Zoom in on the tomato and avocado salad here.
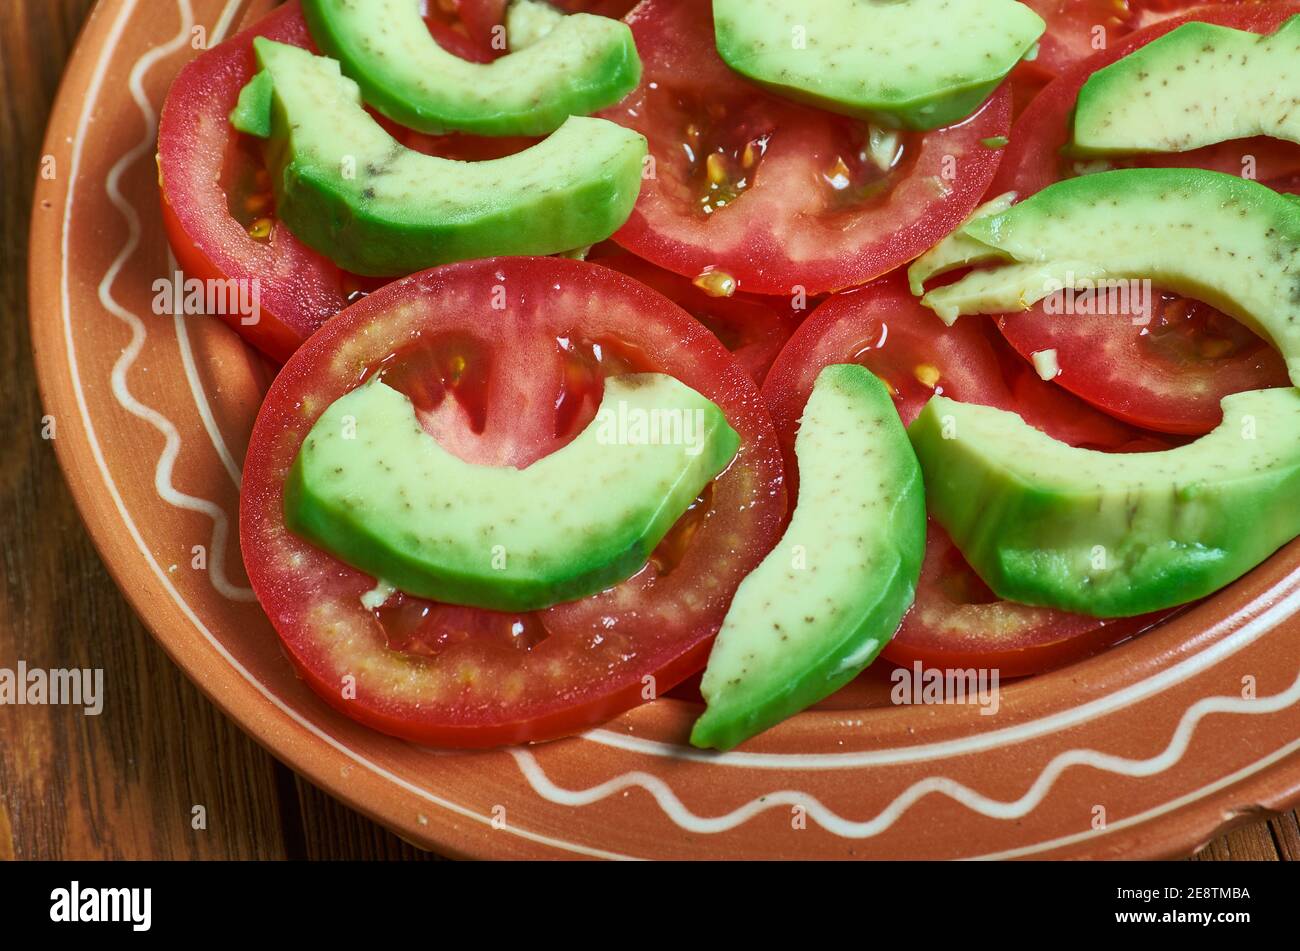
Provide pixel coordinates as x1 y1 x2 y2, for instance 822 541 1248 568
151 1 1300 752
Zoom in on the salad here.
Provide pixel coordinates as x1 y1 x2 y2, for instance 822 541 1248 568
156 0 1300 752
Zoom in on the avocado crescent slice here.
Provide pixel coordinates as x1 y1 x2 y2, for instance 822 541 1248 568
911 168 1300 385
302 0 641 136
910 387 1300 618
286 373 740 613
1073 17 1300 156
712 0 1045 130
231 38 647 276
691 365 926 752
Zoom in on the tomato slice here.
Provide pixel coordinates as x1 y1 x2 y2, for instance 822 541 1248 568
157 1 507 362
762 275 1175 677
1020 0 1135 77
762 275 1010 475
586 247 804 383
884 521 1172 678
985 3 1300 435
241 257 786 747
600 0 1012 296
158 2 349 363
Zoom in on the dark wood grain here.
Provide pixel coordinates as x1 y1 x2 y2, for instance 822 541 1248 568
0 0 1294 862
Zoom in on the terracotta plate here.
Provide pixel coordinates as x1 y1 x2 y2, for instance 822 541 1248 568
29 0 1300 859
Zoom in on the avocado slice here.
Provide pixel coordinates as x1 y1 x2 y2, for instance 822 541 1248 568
286 373 740 613
910 388 1300 617
1073 17 1300 155
691 365 926 752
230 38 647 276
912 168 1300 385
711 0 1045 130
301 0 641 136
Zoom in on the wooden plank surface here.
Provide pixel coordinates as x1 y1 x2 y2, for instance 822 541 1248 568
0 0 1294 862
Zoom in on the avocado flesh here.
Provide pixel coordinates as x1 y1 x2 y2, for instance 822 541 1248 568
711 0 1044 130
1074 17 1300 155
909 388 1300 618
231 39 647 276
914 168 1300 384
691 365 926 752
301 0 641 136
286 373 740 613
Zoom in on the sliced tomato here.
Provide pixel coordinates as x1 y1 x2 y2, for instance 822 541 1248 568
241 257 786 747
600 0 1012 296
762 275 1011 484
158 1 506 362
586 247 804 383
762 276 1175 677
883 521 1171 678
985 3 1300 434
158 2 348 363
1020 0 1135 78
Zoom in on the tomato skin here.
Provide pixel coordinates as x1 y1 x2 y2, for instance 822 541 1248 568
241 257 786 748
602 0 1012 296
156 1 349 363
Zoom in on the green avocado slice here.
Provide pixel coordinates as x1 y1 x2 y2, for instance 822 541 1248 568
301 0 641 137
230 38 647 276
1073 16 1300 156
285 373 740 613
911 168 1300 385
712 0 1044 130
909 388 1300 618
691 365 926 752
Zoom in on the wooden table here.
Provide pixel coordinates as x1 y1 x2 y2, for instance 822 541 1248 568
2 0 1297 862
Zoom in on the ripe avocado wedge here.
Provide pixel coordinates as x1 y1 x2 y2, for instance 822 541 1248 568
1073 17 1300 155
691 365 926 752
909 388 1300 618
711 0 1045 130
301 0 641 136
286 373 740 613
230 39 647 276
911 168 1300 385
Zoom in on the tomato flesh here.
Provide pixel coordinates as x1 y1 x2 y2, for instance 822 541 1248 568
586 247 804 383
987 3 1300 434
601 0 1012 296
241 258 786 747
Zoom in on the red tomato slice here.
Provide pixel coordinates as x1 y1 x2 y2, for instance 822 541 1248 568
587 247 804 383
884 521 1171 678
241 257 786 747
986 3 1300 435
1020 0 1135 78
158 1 504 363
601 0 1012 296
762 274 1011 482
158 2 349 363
762 276 1174 677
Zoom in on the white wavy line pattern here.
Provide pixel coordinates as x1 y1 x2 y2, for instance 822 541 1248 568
97 0 254 601
512 668 1300 842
